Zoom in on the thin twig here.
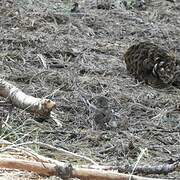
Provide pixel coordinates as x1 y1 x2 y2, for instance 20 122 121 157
0 141 97 165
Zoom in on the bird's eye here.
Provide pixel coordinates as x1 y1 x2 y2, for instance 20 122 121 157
160 68 165 72
159 61 164 66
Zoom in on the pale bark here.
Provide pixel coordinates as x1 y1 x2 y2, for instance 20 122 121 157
0 79 56 117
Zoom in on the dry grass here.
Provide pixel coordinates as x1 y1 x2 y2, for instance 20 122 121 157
0 0 180 179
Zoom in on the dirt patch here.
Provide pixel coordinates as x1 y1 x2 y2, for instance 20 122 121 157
0 0 180 179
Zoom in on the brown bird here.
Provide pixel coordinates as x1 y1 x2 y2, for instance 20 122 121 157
93 96 111 129
124 41 176 86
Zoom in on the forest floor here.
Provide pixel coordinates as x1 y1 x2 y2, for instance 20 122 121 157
0 0 180 179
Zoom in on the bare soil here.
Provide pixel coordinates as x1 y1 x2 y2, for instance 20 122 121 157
0 0 180 179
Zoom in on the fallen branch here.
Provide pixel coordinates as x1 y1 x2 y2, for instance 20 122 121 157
0 157 166 180
72 168 166 180
0 140 169 180
82 162 180 175
0 79 56 118
0 158 68 177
